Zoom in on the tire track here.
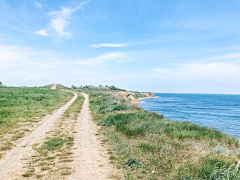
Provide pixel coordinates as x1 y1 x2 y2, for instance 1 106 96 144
69 93 123 180
0 93 78 179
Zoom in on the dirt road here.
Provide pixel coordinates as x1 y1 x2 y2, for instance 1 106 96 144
0 93 78 179
0 92 122 179
69 93 123 180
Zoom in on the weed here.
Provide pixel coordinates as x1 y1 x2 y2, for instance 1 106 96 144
138 142 155 151
126 157 139 168
44 138 66 151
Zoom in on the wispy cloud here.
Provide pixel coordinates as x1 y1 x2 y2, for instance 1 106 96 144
35 29 48 36
0 45 128 86
35 0 89 37
153 62 240 81
34 1 42 9
76 52 124 66
91 43 125 48
0 45 62 71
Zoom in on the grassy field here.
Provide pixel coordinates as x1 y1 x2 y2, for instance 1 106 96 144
87 90 240 180
0 87 73 153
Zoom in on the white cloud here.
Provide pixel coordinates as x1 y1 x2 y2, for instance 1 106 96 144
35 0 89 37
91 43 125 48
0 45 129 87
90 52 123 60
0 45 64 79
152 68 173 74
34 29 48 36
76 52 124 66
153 62 240 81
212 53 240 60
0 45 27 63
34 1 42 9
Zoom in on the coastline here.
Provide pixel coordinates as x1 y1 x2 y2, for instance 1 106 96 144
88 90 240 179
138 96 159 103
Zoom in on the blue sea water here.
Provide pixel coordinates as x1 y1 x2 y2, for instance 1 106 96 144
138 93 240 139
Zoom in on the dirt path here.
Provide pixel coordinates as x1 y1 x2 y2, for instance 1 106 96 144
69 93 123 180
0 93 78 179
51 84 57 89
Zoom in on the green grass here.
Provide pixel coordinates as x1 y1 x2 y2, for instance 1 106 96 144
0 87 72 129
0 87 73 151
87 90 240 180
44 137 67 151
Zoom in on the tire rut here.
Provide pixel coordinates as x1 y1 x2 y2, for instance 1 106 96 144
69 93 123 180
0 93 78 179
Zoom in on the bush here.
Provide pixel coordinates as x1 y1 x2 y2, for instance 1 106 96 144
112 105 133 111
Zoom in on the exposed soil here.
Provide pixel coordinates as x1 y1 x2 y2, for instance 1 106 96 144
0 94 78 179
51 84 57 89
69 93 123 180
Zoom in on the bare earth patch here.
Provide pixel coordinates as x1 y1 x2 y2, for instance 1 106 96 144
69 93 123 180
51 84 57 89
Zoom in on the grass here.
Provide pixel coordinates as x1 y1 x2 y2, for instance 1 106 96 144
22 94 84 179
44 137 68 151
0 87 73 152
87 90 240 180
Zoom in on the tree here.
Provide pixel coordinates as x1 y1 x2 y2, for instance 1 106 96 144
71 85 76 89
0 81 2 86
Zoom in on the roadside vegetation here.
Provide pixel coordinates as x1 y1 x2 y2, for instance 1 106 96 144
22 93 84 179
0 87 73 155
87 90 240 180
73 84 127 91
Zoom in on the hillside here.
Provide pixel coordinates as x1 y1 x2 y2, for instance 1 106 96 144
0 85 239 179
86 89 240 179
42 84 70 90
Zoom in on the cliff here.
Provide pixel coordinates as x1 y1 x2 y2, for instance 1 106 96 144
105 90 156 103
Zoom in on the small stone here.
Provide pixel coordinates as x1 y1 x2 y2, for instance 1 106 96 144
152 170 156 174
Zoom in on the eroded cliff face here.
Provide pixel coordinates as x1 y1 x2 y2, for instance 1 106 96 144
105 91 155 103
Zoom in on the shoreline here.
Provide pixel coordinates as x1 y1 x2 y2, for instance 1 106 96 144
138 96 159 103
88 90 240 179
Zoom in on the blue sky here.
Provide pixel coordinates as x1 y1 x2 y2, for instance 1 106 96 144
1 0 240 93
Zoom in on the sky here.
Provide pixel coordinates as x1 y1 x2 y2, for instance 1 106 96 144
1 0 240 94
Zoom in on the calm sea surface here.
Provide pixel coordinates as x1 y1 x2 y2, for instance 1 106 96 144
138 93 240 139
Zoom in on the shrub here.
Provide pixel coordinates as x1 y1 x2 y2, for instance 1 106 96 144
112 105 133 111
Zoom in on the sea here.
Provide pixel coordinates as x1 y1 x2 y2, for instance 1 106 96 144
138 93 240 139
